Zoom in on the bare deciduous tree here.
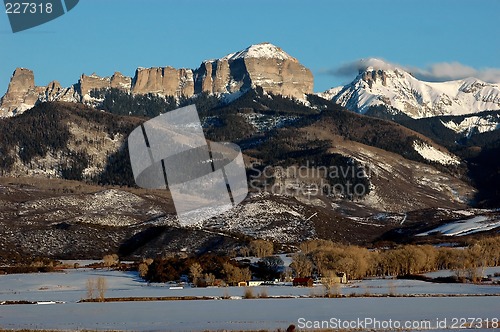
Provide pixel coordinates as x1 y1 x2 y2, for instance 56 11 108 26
138 262 149 278
222 262 237 285
204 273 216 286
250 240 273 258
290 253 313 277
320 270 341 297
223 263 252 285
86 278 95 300
241 267 252 282
239 246 250 257
189 262 203 286
300 239 335 254
96 276 107 302
103 254 119 269
283 267 293 282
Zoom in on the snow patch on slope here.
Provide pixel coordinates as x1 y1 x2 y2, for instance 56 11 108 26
417 216 500 236
413 141 460 165
441 114 500 136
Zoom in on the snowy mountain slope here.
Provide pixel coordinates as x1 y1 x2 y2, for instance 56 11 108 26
324 138 471 212
323 59 500 119
417 215 500 237
440 113 500 137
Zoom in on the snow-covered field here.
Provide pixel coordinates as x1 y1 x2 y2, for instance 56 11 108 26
0 269 499 331
1 296 499 331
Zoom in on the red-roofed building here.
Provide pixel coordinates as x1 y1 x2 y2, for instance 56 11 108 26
292 277 313 287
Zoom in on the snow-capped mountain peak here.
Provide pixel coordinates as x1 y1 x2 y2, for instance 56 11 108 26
356 58 403 73
223 42 296 62
323 59 500 119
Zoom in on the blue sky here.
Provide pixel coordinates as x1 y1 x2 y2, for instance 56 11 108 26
1 0 499 94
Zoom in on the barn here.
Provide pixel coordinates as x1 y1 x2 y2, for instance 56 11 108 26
292 277 314 287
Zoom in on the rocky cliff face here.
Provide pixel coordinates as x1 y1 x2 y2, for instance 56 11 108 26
194 59 235 95
0 43 314 117
79 72 131 98
194 43 313 98
0 68 38 116
131 67 194 97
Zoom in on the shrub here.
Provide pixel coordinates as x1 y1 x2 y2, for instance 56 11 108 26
243 287 255 299
258 287 268 298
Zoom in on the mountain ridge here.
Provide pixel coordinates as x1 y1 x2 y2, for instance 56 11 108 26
1 99 495 261
0 93 498 260
0 43 313 117
3 50 500 123
321 59 500 119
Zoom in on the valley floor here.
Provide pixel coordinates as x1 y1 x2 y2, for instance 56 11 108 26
0 267 499 331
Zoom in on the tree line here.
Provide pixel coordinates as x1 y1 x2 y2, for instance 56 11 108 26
138 237 500 285
90 88 222 118
294 237 500 282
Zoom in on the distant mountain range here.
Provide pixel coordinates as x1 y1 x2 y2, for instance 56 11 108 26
320 58 500 119
2 44 500 123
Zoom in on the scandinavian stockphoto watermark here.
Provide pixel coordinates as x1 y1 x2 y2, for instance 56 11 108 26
248 161 371 199
128 104 248 227
297 317 500 330
298 317 433 330
4 0 79 33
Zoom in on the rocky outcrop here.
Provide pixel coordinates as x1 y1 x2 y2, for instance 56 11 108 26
0 43 314 116
131 67 194 97
194 43 314 99
37 80 79 104
0 68 38 116
361 69 389 88
194 59 235 94
127 43 315 100
79 71 131 97
110 72 132 91
79 73 111 97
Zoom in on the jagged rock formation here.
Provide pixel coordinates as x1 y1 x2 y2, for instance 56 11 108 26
0 43 313 117
38 80 79 104
0 68 38 116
